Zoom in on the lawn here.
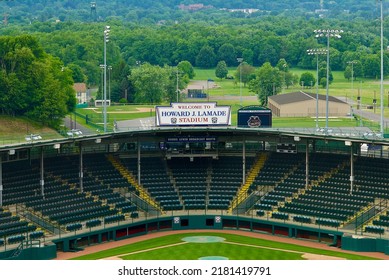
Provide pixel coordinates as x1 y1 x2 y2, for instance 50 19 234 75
70 66 388 131
0 115 63 145
70 232 377 260
2 66 385 143
194 67 388 109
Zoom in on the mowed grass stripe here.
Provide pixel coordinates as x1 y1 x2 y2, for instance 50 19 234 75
70 232 378 260
112 242 188 258
120 242 303 260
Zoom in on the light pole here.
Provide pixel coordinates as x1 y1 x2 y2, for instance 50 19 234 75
103 26 110 133
307 49 327 129
282 63 287 94
176 68 179 102
314 29 343 132
237 57 243 107
99 64 104 116
108 65 112 102
379 0 384 135
347 61 357 105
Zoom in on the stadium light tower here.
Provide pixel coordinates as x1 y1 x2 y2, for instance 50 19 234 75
103 26 110 133
347 60 357 108
314 29 343 132
379 0 384 135
108 65 112 102
237 57 243 107
307 49 327 129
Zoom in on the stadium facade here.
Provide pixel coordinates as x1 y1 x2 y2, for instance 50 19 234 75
0 125 389 259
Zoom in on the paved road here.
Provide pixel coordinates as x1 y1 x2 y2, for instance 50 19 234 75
353 108 389 126
337 96 389 131
63 115 95 135
117 117 155 131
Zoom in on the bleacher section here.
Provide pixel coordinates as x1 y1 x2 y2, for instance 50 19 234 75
353 157 389 199
0 207 38 245
208 156 253 210
0 154 142 240
107 155 163 212
2 150 389 247
121 157 183 211
248 153 389 230
168 158 209 210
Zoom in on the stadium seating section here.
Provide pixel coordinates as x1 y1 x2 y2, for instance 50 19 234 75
1 150 389 247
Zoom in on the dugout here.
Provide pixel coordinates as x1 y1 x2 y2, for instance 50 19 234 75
237 106 272 128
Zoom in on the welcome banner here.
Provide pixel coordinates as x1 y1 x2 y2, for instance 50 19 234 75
156 103 231 126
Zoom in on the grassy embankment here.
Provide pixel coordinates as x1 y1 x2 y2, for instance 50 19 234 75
0 116 62 145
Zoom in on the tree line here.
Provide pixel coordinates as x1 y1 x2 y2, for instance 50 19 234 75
0 0 382 25
0 35 76 128
22 16 387 103
1 7 389 122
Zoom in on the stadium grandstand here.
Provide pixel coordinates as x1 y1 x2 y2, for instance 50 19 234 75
1 123 389 259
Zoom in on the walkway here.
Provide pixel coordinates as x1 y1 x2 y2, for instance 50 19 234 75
63 115 94 135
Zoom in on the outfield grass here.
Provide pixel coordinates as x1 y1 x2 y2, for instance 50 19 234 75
70 232 377 260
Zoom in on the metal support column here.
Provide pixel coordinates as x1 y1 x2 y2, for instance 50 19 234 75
137 140 141 186
40 147 45 199
306 142 309 188
242 139 246 184
350 145 354 194
79 143 84 193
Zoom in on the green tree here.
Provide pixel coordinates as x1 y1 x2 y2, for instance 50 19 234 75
361 54 380 79
352 61 364 79
319 77 328 89
276 59 289 72
165 66 187 103
27 57 77 127
344 66 352 81
217 43 236 66
215 61 228 80
68 63 86 83
318 61 333 84
241 49 254 65
249 62 283 106
285 72 299 89
300 72 316 88
195 45 216 68
234 62 255 86
177 60 195 79
111 60 134 103
0 35 75 127
129 63 168 104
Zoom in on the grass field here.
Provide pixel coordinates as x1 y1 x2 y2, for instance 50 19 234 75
73 103 360 128
193 67 389 109
1 66 387 142
0 116 62 145
70 232 377 260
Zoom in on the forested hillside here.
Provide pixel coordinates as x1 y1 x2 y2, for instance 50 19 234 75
1 0 388 125
0 0 385 24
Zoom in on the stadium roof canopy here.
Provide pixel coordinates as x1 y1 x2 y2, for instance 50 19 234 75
0 126 387 154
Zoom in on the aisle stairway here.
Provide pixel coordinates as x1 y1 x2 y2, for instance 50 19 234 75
106 155 163 213
228 153 268 213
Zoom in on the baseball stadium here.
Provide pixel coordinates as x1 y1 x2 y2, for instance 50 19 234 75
1 101 389 261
